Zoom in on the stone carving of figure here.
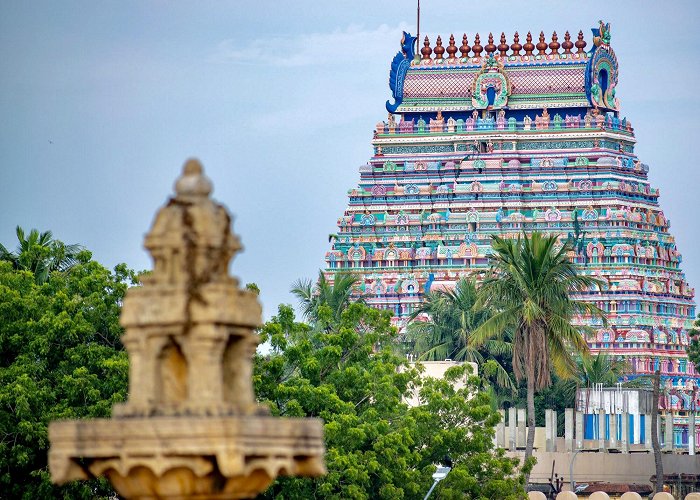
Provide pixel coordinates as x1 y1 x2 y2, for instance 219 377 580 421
465 116 475 131
595 111 605 128
387 113 397 134
399 118 414 133
430 110 444 132
584 111 593 128
496 109 506 130
553 113 562 129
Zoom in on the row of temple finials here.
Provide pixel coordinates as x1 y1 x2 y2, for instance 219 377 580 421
419 31 588 59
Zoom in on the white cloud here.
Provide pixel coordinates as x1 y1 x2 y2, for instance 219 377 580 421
210 23 411 67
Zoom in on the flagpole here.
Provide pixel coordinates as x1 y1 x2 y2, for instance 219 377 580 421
417 0 420 53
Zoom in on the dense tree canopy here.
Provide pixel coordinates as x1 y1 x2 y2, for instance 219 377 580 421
405 278 515 396
255 302 526 499
1 238 528 498
0 226 83 285
472 232 605 469
0 250 135 498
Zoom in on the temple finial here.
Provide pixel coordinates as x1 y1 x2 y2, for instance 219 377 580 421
421 36 432 60
524 31 534 55
446 34 457 60
575 30 587 54
175 158 212 201
511 31 522 56
472 33 483 57
537 31 547 55
562 31 573 54
549 31 560 55
434 35 445 60
498 32 509 57
485 32 496 54
460 34 471 58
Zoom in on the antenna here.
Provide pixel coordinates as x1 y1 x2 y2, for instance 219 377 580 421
417 0 421 52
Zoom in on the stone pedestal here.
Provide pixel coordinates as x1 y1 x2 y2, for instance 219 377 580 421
49 160 325 498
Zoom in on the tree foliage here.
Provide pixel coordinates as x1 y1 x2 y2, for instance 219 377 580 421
290 271 361 323
472 232 605 471
0 226 83 284
255 302 526 499
405 278 515 395
0 248 136 498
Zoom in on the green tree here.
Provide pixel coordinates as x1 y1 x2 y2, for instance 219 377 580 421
0 226 83 284
0 248 136 498
405 278 515 394
472 232 605 474
255 302 526 499
290 271 361 323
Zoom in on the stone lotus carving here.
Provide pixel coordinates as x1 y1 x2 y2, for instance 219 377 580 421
49 159 325 499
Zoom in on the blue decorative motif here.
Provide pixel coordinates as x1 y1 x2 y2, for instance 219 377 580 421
361 214 376 226
386 32 417 113
585 21 619 110
581 208 598 220
404 184 420 195
517 140 595 151
543 180 558 191
383 145 455 154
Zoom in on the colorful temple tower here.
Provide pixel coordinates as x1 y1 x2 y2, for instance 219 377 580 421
324 23 698 440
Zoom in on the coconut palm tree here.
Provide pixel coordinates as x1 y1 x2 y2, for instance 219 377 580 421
0 226 82 284
472 232 606 474
406 278 516 393
578 352 627 387
291 271 361 324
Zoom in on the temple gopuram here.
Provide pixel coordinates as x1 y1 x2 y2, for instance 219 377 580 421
324 23 699 445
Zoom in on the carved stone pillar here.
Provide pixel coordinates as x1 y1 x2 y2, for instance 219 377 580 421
49 159 325 498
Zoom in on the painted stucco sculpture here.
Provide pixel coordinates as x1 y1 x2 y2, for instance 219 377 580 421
49 159 325 498
326 23 698 446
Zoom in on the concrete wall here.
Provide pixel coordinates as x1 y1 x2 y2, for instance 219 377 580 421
510 449 700 485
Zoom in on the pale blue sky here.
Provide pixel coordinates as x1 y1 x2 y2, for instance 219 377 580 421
2 1 699 317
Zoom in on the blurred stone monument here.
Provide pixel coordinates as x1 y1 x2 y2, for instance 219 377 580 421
49 159 325 498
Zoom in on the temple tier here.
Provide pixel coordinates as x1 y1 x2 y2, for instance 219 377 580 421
325 23 698 446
